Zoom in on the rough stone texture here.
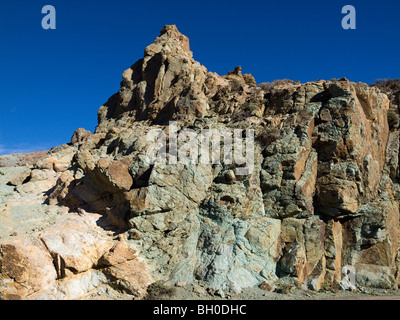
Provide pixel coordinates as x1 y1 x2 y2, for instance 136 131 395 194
1 25 400 299
0 237 57 300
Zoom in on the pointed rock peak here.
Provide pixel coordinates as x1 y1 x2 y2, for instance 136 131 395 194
159 25 190 50
145 24 192 57
160 24 179 36
96 25 207 127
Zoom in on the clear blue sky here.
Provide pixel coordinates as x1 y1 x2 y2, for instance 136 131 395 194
0 0 399 155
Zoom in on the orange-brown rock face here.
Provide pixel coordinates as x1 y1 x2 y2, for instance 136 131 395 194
1 25 400 299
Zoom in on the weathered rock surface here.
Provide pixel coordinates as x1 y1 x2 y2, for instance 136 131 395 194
1 25 400 299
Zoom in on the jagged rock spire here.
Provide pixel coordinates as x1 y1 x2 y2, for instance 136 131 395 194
1 25 398 300
96 25 208 131
157 24 192 54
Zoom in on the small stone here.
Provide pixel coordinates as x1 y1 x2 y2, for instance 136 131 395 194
215 289 225 298
128 230 141 240
175 281 186 287
207 287 216 296
277 284 295 294
259 281 275 292
193 286 206 295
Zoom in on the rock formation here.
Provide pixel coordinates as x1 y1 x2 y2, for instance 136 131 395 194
1 25 399 299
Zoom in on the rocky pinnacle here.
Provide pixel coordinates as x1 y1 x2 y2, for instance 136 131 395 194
0 25 399 300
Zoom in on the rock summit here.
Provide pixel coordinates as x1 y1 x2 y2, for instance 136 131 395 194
1 25 399 299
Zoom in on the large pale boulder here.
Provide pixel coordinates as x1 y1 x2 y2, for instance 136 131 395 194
0 237 57 299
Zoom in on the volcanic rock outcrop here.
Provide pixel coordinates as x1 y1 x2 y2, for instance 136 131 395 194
1 25 399 299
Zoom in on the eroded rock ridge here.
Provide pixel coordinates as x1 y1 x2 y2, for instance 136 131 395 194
1 25 399 299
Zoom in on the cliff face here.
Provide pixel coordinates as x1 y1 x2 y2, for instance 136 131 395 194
1 25 400 300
